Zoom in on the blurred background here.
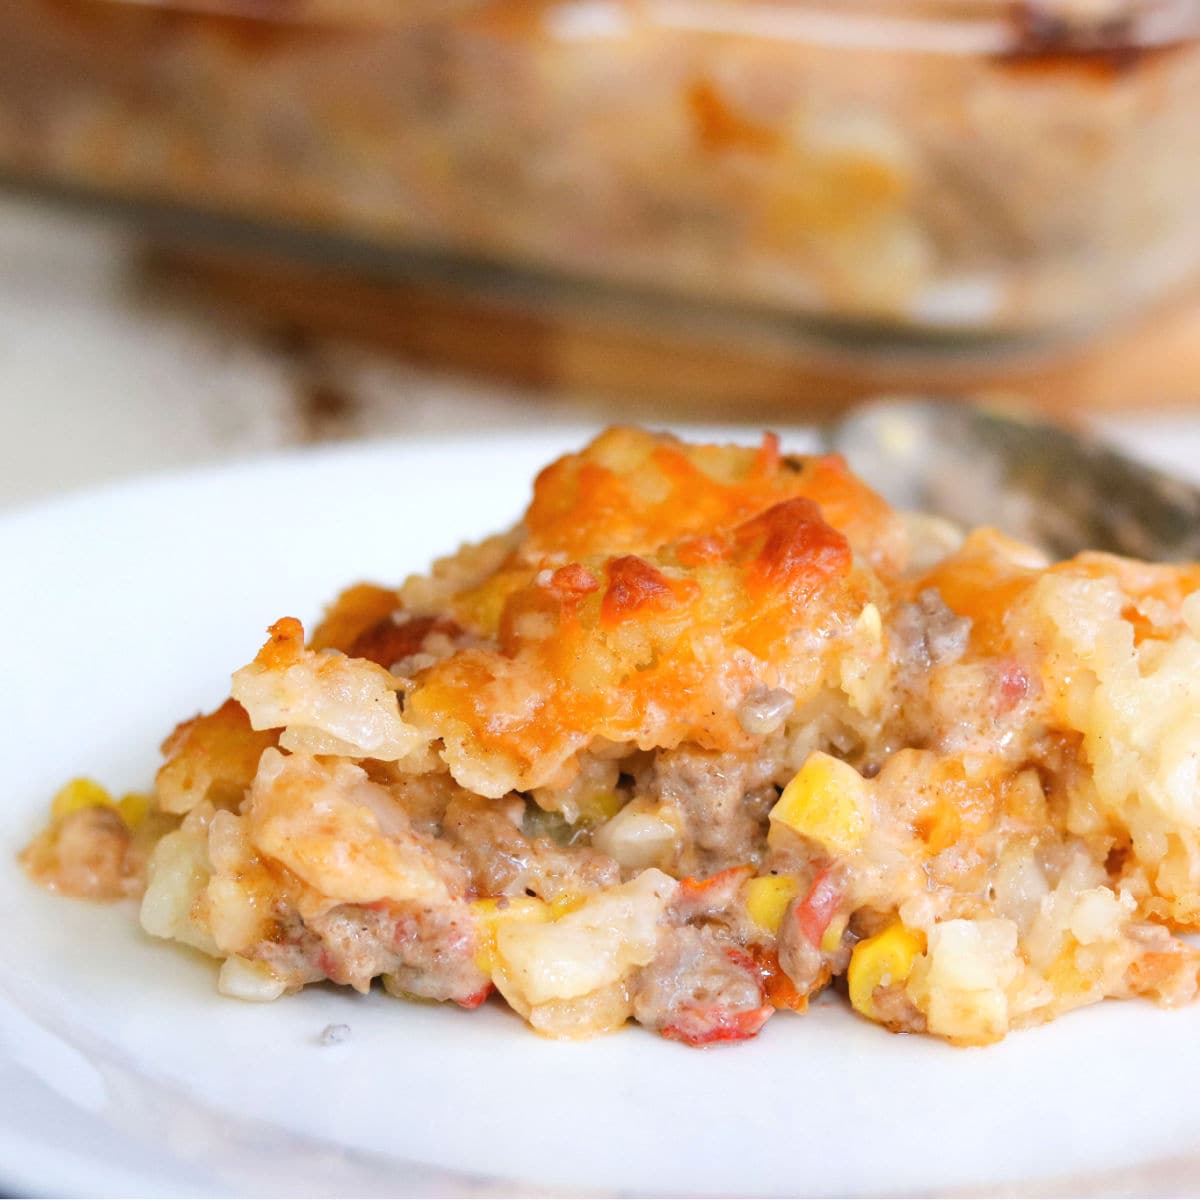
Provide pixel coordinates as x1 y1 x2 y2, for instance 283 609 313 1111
3 0 1200 508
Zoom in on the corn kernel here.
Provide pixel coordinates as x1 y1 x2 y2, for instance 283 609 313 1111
471 897 550 974
848 922 925 1021
770 753 869 857
547 894 586 920
1046 936 1091 997
50 777 113 821
117 792 153 828
578 791 625 826
746 875 800 934
821 913 849 956
857 602 882 641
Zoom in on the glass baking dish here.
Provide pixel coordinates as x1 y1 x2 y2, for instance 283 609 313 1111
2 0 1199 340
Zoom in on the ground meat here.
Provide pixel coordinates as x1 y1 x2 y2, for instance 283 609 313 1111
886 588 1042 759
441 793 620 900
865 982 927 1034
890 588 971 675
304 900 489 1005
20 807 143 900
633 925 772 1045
380 904 490 1006
650 746 775 876
304 905 408 992
251 903 330 990
359 768 460 839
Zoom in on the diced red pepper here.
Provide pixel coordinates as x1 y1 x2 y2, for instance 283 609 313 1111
678 864 753 901
657 941 776 1045
456 983 494 1010
660 1003 774 1047
795 865 842 947
723 944 759 974
997 659 1030 712
749 944 809 1012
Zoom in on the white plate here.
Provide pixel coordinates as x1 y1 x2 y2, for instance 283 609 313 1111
4 427 1200 1198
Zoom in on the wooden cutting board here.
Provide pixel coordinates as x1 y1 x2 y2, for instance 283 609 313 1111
142 239 1200 419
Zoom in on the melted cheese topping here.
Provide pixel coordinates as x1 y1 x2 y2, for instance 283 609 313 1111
402 427 898 796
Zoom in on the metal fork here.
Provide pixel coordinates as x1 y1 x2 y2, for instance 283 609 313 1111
820 397 1200 562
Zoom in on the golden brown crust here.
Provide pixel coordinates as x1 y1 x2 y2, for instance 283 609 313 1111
400 428 894 795
309 583 401 654
156 698 279 815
